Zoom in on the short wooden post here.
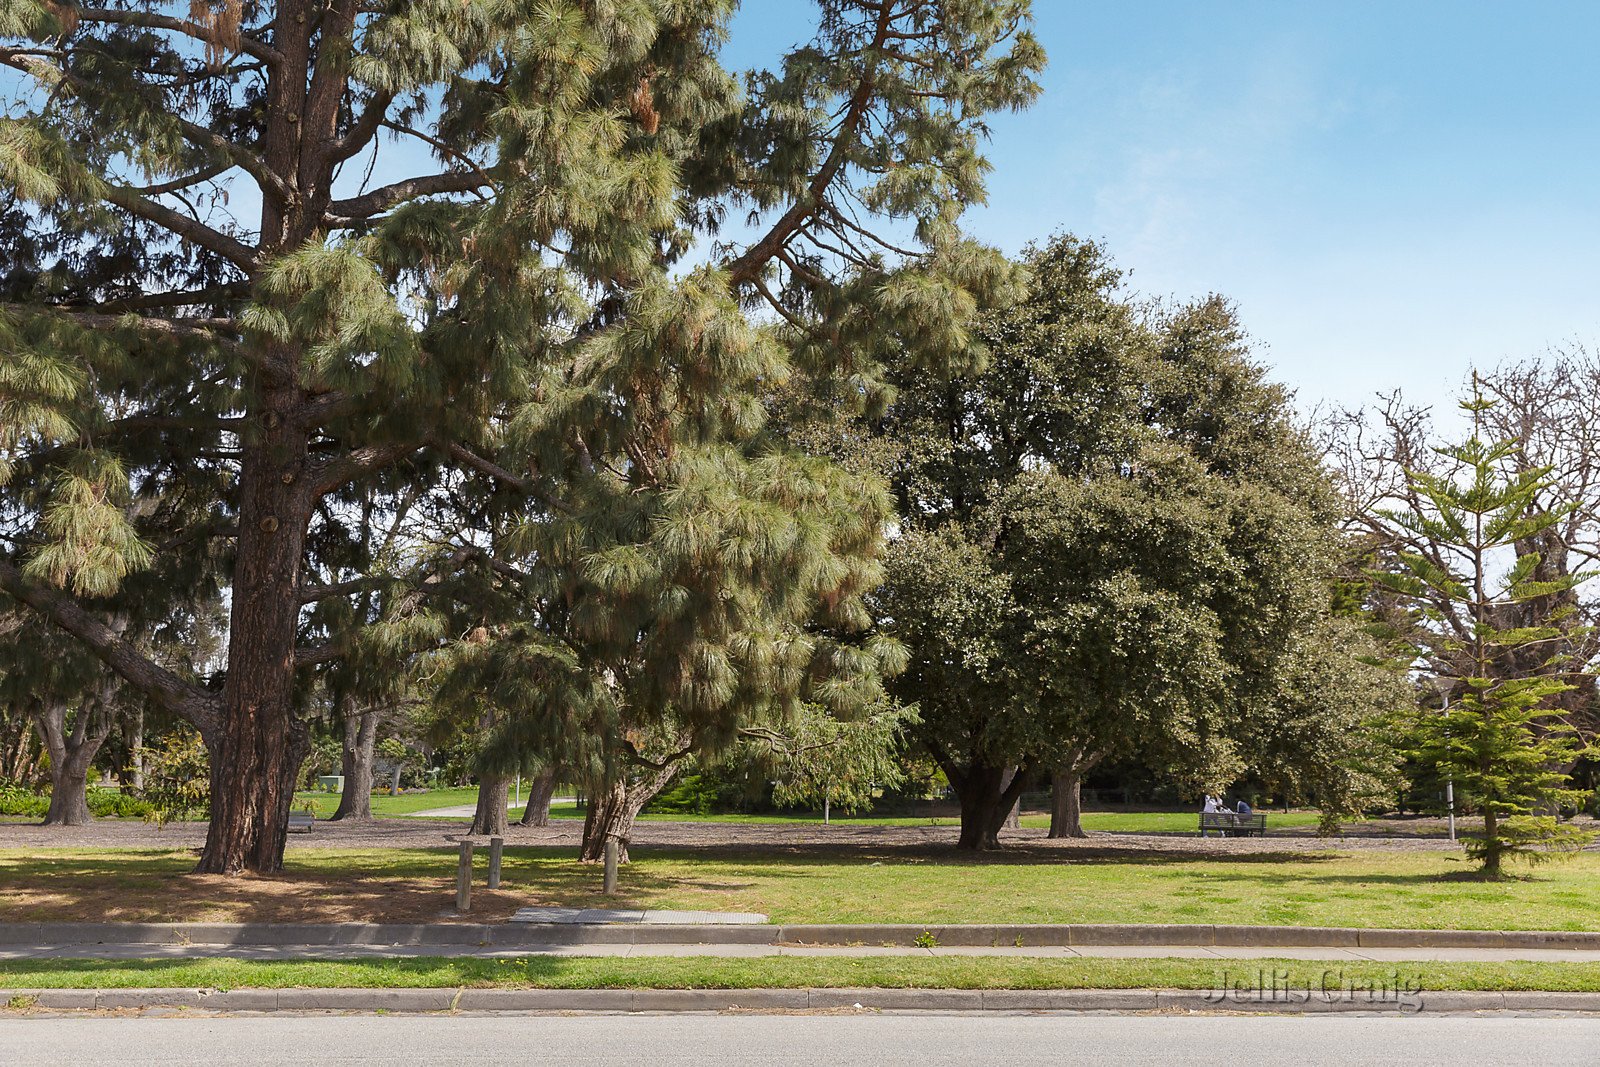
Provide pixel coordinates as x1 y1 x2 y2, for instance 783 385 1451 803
488 836 504 890
456 840 474 913
602 837 619 895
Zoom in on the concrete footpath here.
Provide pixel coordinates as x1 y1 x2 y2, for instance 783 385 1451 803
7 940 1600 963
4 921 1600 954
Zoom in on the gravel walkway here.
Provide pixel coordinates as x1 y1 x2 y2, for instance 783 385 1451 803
0 816 1498 855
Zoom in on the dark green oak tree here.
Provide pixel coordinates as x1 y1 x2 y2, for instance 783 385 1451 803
875 235 1378 848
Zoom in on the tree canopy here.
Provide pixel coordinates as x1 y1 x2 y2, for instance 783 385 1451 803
0 0 1043 871
874 234 1393 847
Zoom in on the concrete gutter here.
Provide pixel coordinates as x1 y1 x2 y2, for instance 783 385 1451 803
4 922 1598 951
4 986 1599 1015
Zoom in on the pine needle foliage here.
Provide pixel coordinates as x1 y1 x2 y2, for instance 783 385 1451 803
1374 381 1597 875
0 0 1044 872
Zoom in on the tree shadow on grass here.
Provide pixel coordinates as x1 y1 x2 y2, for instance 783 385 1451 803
0 839 1360 926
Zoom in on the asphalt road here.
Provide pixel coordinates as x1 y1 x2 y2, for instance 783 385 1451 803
3 1013 1598 1065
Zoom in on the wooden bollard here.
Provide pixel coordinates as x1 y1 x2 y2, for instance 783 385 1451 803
602 837 619 895
488 836 503 890
456 840 474 913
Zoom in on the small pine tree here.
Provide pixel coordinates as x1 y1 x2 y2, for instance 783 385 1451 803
1375 381 1596 876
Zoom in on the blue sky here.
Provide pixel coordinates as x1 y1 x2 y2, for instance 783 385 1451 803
730 2 1600 416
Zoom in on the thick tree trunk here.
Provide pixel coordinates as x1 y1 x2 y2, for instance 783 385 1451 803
1048 750 1101 839
43 745 98 825
469 775 510 837
331 702 380 821
34 689 115 827
579 763 682 864
1049 770 1087 838
519 770 559 826
196 390 313 875
949 761 1030 850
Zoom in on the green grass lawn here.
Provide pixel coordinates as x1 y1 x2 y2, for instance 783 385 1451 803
1 955 1597 994
291 787 481 818
6 846 1599 931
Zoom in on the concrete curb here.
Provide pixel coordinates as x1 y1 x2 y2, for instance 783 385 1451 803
6 921 1599 951
4 987 1599 1015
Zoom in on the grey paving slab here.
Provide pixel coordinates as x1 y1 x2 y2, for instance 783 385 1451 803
509 907 587 924
576 908 646 924
638 909 767 925
511 906 767 925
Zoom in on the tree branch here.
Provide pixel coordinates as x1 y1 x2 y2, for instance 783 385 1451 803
74 7 284 66
323 171 490 226
103 186 260 270
305 443 417 497
722 5 894 286
0 560 218 737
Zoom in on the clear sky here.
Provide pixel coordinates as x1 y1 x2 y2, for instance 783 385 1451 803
729 2 1600 417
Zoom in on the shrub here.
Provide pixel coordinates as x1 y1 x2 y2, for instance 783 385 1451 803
88 790 154 819
0 784 48 818
141 731 210 826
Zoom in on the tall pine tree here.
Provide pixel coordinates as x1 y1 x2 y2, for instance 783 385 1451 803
1 1 1042 871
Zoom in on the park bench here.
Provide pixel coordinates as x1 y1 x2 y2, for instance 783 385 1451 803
1198 812 1267 838
287 811 315 833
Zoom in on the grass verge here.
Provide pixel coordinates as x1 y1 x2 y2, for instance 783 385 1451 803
6 846 1600 931
1 956 1598 993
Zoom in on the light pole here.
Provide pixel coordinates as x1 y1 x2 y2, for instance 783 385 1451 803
1430 674 1457 843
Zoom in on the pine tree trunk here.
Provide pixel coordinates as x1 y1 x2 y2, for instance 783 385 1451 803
519 770 558 826
1482 796 1501 877
578 763 683 864
331 703 379 821
196 390 313 875
469 775 510 837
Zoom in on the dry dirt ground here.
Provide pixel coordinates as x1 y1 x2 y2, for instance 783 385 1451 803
0 816 1492 854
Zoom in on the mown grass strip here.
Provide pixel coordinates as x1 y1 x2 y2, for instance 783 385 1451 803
3 956 1599 993
6 846 1600 931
